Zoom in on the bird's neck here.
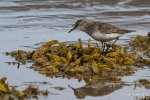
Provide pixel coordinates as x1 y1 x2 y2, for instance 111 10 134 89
79 23 91 35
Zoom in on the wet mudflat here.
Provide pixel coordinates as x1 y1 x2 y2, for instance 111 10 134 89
0 0 150 100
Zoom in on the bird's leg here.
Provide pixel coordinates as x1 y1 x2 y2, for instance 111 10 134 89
101 42 104 51
101 41 106 52
112 37 119 45
111 37 119 50
101 41 103 48
101 42 103 50
103 42 106 49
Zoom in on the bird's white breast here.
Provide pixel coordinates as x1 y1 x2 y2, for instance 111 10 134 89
91 32 123 42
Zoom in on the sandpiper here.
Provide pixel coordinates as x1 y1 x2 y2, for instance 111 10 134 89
68 19 135 50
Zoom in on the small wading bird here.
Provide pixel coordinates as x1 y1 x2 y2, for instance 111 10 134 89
68 19 135 51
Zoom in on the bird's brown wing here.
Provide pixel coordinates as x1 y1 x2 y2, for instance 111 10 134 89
97 22 135 34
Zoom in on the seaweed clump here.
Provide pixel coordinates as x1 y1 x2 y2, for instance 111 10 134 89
6 38 140 80
129 32 150 67
0 77 48 100
134 78 150 90
7 33 150 85
130 32 150 58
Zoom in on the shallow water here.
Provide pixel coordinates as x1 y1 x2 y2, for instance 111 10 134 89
0 0 150 100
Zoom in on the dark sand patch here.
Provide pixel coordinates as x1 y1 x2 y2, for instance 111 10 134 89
102 11 150 16
125 0 150 7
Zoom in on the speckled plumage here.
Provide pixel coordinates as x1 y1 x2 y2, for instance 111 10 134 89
75 20 134 34
68 19 135 49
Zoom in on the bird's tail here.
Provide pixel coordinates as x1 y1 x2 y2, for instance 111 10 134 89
128 30 136 32
126 30 136 33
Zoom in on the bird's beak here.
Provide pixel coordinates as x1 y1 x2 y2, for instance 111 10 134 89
68 27 76 33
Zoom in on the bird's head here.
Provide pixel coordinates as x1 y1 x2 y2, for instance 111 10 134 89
68 19 86 33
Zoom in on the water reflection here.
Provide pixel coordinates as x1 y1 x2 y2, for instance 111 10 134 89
69 81 123 99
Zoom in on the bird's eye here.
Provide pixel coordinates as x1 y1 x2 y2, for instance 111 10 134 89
75 23 78 27
76 22 80 26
